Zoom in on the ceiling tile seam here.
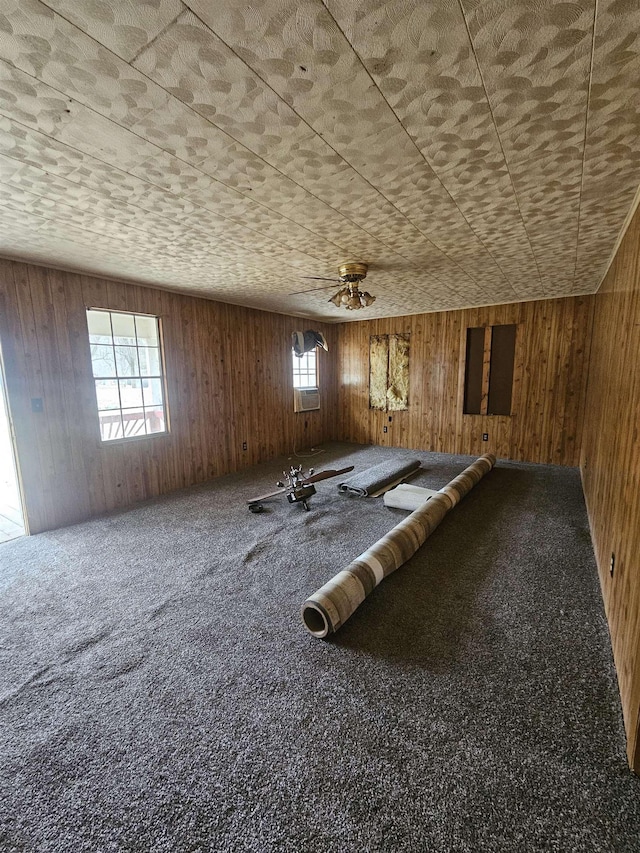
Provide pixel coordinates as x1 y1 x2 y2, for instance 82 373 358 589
0 193 301 279
318 0 520 298
456 0 544 298
0 167 233 246
0 147 342 284
35 0 186 67
1 4 600 314
10 2 505 301
0 62 371 266
177 4 498 294
127 5 186 65
0 139 360 275
0 22 422 270
0 199 391 298
0 186 298 281
0 119 471 304
571 0 599 293
0 244 493 322
0 75 391 270
0 199 199 263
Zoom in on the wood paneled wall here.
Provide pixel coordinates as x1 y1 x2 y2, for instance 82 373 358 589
0 259 338 534
581 206 640 771
337 297 593 466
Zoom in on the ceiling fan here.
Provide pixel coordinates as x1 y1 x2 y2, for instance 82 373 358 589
295 262 376 310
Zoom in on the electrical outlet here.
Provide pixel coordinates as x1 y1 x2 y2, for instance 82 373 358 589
482 432 488 441
242 441 247 451
609 552 615 578
383 426 388 433
31 397 43 413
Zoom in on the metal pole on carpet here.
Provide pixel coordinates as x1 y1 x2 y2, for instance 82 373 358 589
301 453 496 638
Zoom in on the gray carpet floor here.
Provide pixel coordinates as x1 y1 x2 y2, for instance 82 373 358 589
0 442 639 852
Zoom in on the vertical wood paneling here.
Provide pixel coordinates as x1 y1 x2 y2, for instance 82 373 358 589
581 204 640 771
337 297 593 466
0 260 338 534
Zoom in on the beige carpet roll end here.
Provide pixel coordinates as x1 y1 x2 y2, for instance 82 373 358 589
301 454 496 638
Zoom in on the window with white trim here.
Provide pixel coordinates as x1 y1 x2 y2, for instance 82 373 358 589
292 349 317 389
86 309 168 442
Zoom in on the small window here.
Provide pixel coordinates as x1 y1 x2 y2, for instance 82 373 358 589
292 348 317 389
86 309 168 442
464 324 516 416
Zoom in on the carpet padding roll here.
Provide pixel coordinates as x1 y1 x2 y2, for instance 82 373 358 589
337 458 421 496
303 454 496 637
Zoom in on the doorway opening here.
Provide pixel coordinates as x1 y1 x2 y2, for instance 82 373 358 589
0 361 25 543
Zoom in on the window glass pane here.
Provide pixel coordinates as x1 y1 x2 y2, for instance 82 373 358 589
114 345 139 377
135 315 159 346
145 407 165 433
111 312 136 344
292 349 317 389
119 378 143 408
90 344 116 378
142 378 164 406
98 410 123 441
87 310 112 343
95 379 120 410
138 347 160 376
120 407 147 437
88 309 167 441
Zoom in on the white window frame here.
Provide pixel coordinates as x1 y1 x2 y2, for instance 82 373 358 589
292 348 318 390
86 308 168 443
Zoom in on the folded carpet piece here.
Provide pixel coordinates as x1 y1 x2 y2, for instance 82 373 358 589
338 459 421 497
383 483 440 511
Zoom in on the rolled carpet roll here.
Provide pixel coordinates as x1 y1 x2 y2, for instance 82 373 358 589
337 458 421 497
302 453 496 638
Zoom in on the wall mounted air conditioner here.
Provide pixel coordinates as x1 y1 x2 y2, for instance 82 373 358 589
293 388 320 413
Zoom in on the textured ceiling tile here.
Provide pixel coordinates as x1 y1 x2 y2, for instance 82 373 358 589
188 0 513 290
136 9 508 293
184 170 395 269
459 0 594 293
39 0 184 62
573 0 640 291
52 106 164 169
187 0 360 107
0 0 638 318
128 94 246 166
133 10 322 165
0 58 78 139
0 0 171 127
323 0 541 292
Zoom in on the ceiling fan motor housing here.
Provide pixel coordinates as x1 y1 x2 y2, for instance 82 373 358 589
338 262 368 283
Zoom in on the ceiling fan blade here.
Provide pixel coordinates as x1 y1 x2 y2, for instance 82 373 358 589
300 276 342 281
303 465 354 484
290 283 342 295
247 487 286 504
